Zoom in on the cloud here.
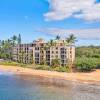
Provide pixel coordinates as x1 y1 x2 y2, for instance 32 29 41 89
38 28 100 39
44 0 100 21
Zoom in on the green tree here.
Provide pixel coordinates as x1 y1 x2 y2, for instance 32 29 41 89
1 40 5 46
56 35 60 40
11 35 17 47
18 34 21 44
48 39 56 47
18 51 28 64
0 40 2 46
66 34 77 44
0 40 12 60
76 58 97 71
51 59 60 68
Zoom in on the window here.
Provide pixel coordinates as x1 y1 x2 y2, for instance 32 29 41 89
56 51 58 53
35 53 39 57
52 51 54 54
61 51 64 54
46 55 50 58
51 55 54 58
61 55 64 59
56 47 58 50
35 47 39 50
40 51 43 53
41 44 44 47
46 51 50 53
61 48 64 50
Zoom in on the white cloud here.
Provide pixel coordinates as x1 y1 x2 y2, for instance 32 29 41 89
44 0 100 21
38 28 100 39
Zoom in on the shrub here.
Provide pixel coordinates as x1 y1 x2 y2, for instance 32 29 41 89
51 59 60 68
0 61 19 66
53 67 70 72
19 63 27 67
75 58 98 71
34 65 52 71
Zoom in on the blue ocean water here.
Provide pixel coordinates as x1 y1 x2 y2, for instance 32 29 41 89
0 73 100 100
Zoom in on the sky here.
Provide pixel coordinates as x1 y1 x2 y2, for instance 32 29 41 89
0 0 100 46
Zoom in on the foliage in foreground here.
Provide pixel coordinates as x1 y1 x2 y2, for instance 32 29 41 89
52 66 71 72
0 61 71 73
0 61 27 67
75 57 100 71
0 61 19 66
51 59 61 68
0 58 100 73
33 65 52 71
32 65 70 72
0 34 21 60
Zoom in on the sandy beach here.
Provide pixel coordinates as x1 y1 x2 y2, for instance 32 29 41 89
0 65 100 85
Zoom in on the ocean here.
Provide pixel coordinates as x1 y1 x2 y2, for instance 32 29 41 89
0 72 100 100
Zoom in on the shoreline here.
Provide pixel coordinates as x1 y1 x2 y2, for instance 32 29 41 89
0 65 100 86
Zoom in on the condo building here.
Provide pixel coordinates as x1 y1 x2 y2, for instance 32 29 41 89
12 39 75 66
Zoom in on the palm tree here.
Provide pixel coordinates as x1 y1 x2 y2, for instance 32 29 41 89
40 47 46 65
1 40 12 60
11 35 17 47
50 39 54 46
18 34 21 44
48 39 56 47
0 40 1 46
18 51 26 64
66 34 77 44
1 40 5 46
56 35 60 40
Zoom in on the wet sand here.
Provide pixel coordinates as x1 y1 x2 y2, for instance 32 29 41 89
0 65 100 85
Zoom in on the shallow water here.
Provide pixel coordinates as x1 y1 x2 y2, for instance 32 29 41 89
0 74 100 100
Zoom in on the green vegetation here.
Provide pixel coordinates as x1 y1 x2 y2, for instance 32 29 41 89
0 61 19 66
0 61 27 67
76 46 100 58
33 65 52 71
76 46 100 71
75 57 100 71
51 59 61 68
52 66 70 72
56 35 60 40
32 65 70 72
18 34 21 44
0 34 21 60
66 34 77 44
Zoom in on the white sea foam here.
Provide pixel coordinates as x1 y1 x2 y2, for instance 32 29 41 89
0 71 14 76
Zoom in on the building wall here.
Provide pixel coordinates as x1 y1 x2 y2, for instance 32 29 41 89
12 44 33 64
12 39 75 66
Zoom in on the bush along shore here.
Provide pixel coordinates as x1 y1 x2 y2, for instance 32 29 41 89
0 61 71 73
0 58 100 73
